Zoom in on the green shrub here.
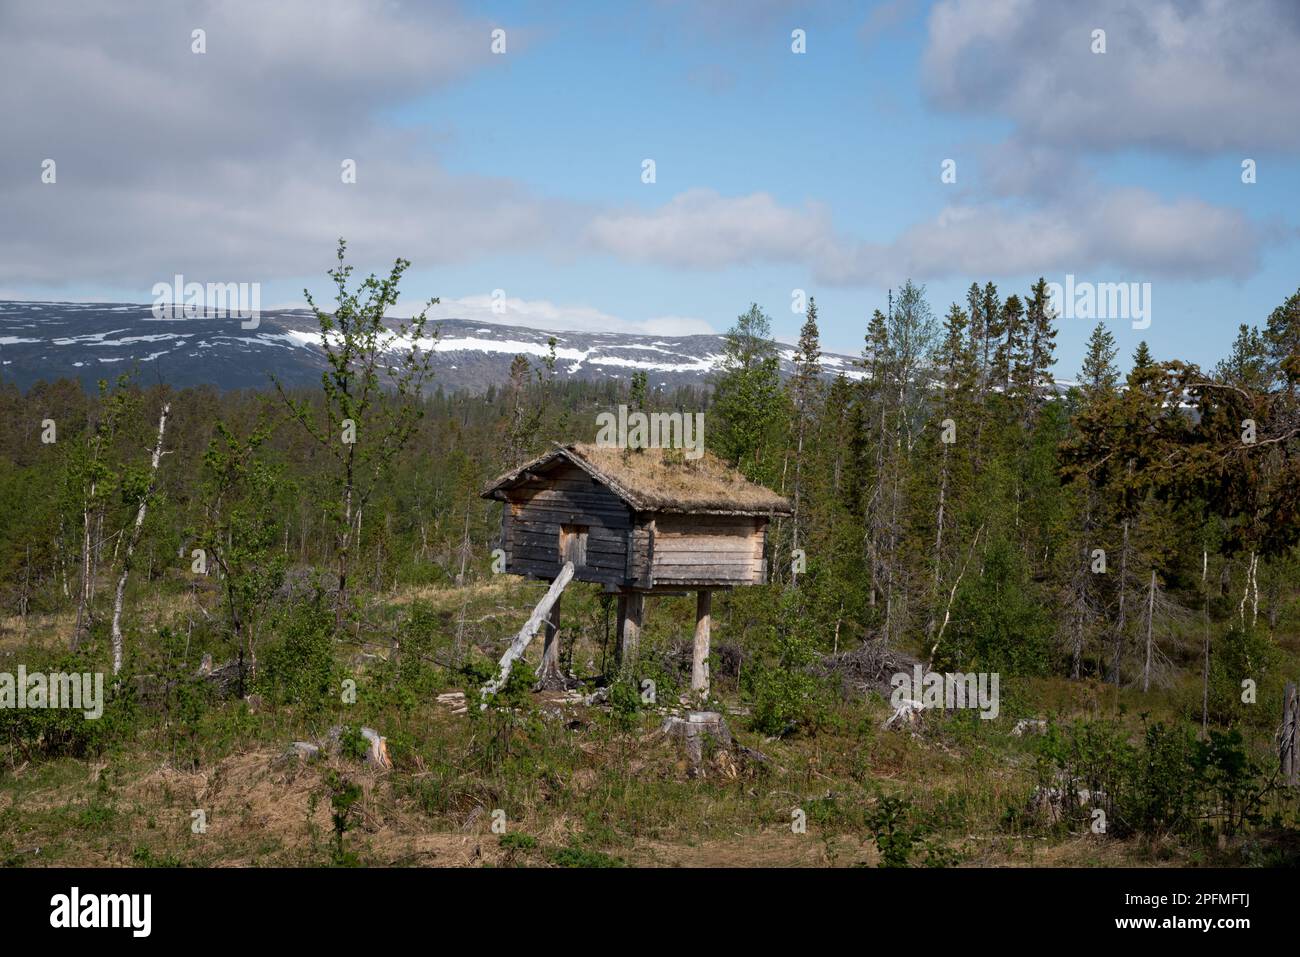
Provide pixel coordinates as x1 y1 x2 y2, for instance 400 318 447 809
338 724 369 761
863 792 958 867
1206 624 1282 730
325 771 362 867
744 591 830 737
256 601 338 709
0 650 135 759
499 832 537 851
606 679 641 732
1037 717 1279 841
546 844 624 868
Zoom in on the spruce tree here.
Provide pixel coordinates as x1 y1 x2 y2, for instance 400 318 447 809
1025 277 1058 406
994 293 1024 395
1080 322 1119 397
1132 340 1155 373
1264 287 1300 397
788 298 824 554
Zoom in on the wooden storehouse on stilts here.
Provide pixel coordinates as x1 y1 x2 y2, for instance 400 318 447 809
480 443 791 697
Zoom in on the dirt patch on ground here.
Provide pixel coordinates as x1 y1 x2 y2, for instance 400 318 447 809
629 831 871 867
118 748 518 867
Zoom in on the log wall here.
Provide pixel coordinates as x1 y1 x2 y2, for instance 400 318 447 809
649 513 766 586
502 464 630 585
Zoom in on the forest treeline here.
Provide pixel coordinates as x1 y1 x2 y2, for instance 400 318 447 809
1 248 1299 730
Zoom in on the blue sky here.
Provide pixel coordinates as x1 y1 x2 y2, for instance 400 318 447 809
3 0 1298 377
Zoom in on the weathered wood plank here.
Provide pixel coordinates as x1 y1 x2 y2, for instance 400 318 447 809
653 550 759 563
511 534 628 553
655 515 759 533
654 556 766 567
655 567 761 578
642 520 655 588
510 557 624 585
654 534 758 548
654 571 761 584
656 527 757 539
627 524 652 587
510 505 630 528
515 488 629 511
644 574 759 582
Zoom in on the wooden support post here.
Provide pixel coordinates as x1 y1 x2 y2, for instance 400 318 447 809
481 562 573 703
1283 682 1299 787
692 589 712 699
538 591 563 689
616 591 644 678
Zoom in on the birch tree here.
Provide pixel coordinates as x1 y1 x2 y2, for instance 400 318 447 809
109 401 170 675
275 239 436 620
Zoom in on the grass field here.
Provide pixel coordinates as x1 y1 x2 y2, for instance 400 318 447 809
1 576 1297 869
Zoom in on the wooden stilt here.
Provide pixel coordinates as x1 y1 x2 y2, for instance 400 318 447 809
616 590 644 678
613 593 627 672
692 589 712 698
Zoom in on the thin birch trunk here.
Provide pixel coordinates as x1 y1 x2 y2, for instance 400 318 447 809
1142 569 1156 693
110 402 170 675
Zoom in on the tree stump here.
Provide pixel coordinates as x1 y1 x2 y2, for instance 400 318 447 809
536 591 568 690
662 710 732 769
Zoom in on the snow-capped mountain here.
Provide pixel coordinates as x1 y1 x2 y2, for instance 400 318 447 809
0 301 866 394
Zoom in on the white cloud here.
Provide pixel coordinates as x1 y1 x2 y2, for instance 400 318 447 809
818 189 1262 285
923 0 1300 154
0 1 568 288
583 186 1262 286
585 189 836 269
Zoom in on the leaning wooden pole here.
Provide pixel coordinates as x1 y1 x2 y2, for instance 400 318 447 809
481 561 574 704
692 589 712 698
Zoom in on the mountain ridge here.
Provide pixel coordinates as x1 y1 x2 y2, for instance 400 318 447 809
0 301 868 394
